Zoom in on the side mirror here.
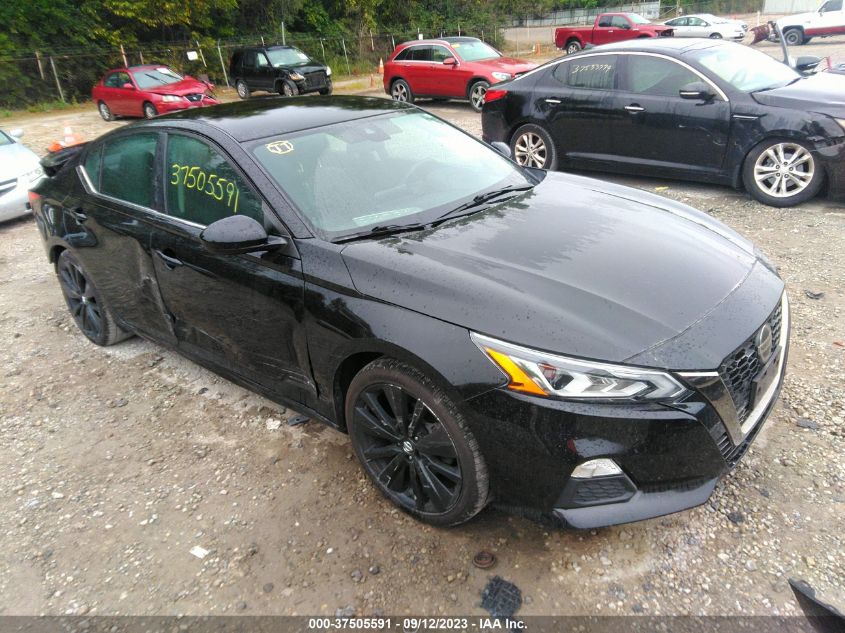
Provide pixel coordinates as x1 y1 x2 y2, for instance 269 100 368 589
490 141 511 159
679 81 714 101
794 55 821 72
200 215 283 254
122 82 135 90
442 57 457 66
9 128 23 139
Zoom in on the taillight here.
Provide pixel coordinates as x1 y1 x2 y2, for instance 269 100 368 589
484 88 508 105
28 191 41 213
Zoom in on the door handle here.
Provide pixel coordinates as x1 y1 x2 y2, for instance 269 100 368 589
544 98 562 104
624 104 645 112
154 249 184 269
67 207 87 223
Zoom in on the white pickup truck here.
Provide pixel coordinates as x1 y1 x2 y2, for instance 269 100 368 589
776 0 845 44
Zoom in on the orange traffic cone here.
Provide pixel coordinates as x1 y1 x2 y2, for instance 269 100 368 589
378 58 384 75
47 126 84 153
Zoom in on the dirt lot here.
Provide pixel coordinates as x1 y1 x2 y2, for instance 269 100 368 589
1 47 844 619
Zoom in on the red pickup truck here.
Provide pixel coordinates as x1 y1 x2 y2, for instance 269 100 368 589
555 13 674 54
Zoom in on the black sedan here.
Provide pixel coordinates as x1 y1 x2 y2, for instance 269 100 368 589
30 97 788 529
482 38 845 207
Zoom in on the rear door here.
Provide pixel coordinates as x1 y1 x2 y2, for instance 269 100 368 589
612 53 730 175
150 131 310 398
665 17 691 36
255 50 276 91
241 51 259 89
404 45 433 94
71 132 177 343
532 54 622 163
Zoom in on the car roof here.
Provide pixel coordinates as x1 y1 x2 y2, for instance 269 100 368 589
589 38 729 54
127 65 174 71
398 37 481 47
146 96 415 142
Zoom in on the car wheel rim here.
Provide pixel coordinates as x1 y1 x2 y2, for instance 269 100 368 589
392 83 407 101
568 43 580 54
144 105 155 118
514 132 547 168
237 82 246 97
754 143 814 198
283 84 293 96
471 84 487 109
59 260 102 340
99 103 110 118
352 383 462 514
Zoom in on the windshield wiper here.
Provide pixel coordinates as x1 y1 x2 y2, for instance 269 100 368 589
335 223 426 243
433 184 534 224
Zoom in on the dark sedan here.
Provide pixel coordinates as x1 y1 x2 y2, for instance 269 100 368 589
30 97 788 529
482 38 845 207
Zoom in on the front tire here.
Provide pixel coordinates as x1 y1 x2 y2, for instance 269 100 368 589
566 40 582 55
390 79 414 104
319 81 333 96
236 79 250 99
346 359 489 527
784 28 804 46
142 102 158 119
510 123 558 170
469 80 490 112
742 139 823 207
98 101 114 121
56 251 132 347
279 80 298 97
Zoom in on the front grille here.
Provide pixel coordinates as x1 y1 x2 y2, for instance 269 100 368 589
304 71 326 89
715 412 767 468
184 93 204 102
718 302 783 423
0 178 16 197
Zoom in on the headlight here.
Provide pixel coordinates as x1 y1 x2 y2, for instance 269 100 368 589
326 66 332 77
23 166 43 183
471 332 688 401
491 72 512 82
835 118 845 133
289 72 305 81
160 95 182 102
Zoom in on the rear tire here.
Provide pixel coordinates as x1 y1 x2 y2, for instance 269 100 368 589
742 138 823 207
469 80 490 112
98 101 114 121
510 123 558 170
709 32 723 39
56 251 132 347
566 40 582 55
390 79 414 104
784 28 804 46
346 358 489 527
236 79 250 99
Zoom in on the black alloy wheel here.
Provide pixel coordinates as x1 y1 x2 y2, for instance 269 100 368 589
56 251 131 346
346 359 488 526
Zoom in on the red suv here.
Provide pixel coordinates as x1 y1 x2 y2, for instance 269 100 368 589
92 65 219 121
384 37 537 112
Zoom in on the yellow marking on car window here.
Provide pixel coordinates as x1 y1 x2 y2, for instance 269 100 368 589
266 140 294 155
169 162 241 214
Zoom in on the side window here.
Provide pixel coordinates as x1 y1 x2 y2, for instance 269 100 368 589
117 72 132 87
611 15 630 28
166 134 263 227
243 51 256 69
624 56 699 97
689 17 705 26
431 45 452 62
104 72 120 88
393 48 410 61
409 46 432 61
821 0 842 10
598 16 613 26
100 133 159 208
83 145 102 190
553 55 617 90
257 52 270 68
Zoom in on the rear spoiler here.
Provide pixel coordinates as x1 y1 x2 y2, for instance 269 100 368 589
40 142 88 177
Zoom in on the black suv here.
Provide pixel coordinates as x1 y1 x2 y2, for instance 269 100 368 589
229 45 332 98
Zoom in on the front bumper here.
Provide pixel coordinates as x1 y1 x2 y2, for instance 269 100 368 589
155 96 220 114
0 175 41 223
818 137 845 200
464 294 790 529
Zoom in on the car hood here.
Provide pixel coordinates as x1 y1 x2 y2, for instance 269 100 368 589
276 62 325 74
341 172 767 368
474 57 538 74
752 72 845 117
0 142 40 179
149 78 210 96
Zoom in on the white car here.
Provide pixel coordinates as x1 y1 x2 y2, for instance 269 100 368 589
776 0 845 45
0 129 44 223
663 14 747 39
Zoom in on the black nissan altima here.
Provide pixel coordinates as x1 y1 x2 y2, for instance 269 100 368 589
481 38 845 208
30 97 789 529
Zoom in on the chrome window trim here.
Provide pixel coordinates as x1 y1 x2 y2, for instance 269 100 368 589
393 43 456 64
616 52 729 101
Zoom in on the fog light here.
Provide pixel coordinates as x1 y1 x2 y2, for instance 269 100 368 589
571 458 622 479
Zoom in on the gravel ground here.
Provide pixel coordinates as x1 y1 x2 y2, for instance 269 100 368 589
0 50 844 618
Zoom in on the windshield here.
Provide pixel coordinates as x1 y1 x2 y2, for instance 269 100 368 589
266 47 311 67
252 111 529 240
452 40 501 62
626 13 651 24
132 67 183 89
0 131 12 147
691 44 799 92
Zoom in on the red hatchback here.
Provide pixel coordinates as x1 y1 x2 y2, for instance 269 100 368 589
92 65 219 121
383 37 537 111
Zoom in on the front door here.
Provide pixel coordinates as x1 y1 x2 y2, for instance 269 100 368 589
254 51 276 91
151 131 311 399
611 54 730 176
